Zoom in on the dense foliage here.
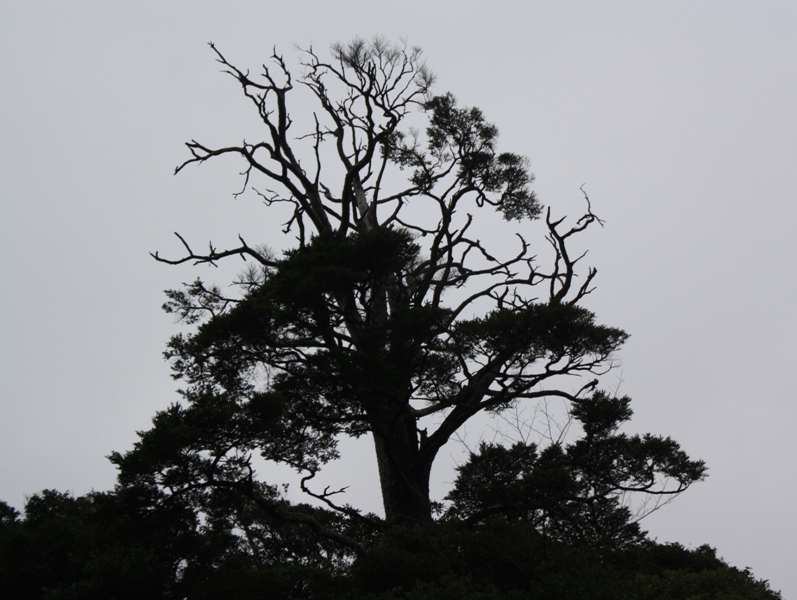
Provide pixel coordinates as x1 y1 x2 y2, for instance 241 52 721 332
1 493 781 599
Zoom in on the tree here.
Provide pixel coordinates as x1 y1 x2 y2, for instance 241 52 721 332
112 37 705 552
445 392 706 546
0 489 204 599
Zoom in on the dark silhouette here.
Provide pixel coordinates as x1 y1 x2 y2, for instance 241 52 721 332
0 38 781 599
117 37 704 534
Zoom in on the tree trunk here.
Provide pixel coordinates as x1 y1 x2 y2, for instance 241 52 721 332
371 412 433 525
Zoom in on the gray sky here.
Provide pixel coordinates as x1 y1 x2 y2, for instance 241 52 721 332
2 1 795 595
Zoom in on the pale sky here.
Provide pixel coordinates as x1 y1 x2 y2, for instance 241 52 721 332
1 1 795 596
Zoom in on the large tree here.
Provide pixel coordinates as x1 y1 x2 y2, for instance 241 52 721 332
113 38 705 548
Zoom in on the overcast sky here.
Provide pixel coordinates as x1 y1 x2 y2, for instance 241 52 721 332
1 1 795 596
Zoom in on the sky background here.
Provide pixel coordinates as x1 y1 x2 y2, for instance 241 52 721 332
1 1 795 595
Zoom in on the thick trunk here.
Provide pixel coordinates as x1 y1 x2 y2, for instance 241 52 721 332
371 413 433 525
357 270 433 524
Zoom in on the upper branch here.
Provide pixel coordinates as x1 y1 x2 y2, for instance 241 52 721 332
545 188 604 304
152 232 276 267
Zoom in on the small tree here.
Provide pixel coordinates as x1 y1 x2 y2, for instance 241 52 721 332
112 38 705 552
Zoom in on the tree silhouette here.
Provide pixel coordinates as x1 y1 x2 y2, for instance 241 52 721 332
112 38 705 552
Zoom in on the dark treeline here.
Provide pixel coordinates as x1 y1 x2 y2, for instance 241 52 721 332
0 487 780 599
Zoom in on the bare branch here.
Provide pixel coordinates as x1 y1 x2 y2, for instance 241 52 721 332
151 232 276 267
